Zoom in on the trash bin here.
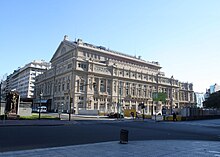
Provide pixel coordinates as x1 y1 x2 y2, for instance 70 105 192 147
120 129 128 144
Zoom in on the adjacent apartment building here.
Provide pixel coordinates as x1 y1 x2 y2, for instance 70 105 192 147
204 83 220 100
6 60 50 99
35 36 195 115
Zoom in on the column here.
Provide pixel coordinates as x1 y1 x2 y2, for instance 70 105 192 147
147 101 150 115
90 100 94 110
105 98 108 113
74 95 79 114
98 78 100 93
135 101 138 111
97 98 100 111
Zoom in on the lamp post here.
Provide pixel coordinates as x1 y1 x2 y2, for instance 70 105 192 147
117 81 122 120
170 76 174 114
69 90 71 121
0 82 2 115
58 103 63 119
38 93 43 120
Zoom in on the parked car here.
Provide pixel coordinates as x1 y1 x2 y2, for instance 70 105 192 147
107 112 124 118
37 106 47 113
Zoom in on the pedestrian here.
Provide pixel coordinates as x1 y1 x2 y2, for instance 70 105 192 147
173 112 177 121
136 112 139 119
130 112 134 119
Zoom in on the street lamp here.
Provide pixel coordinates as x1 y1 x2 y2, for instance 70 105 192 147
117 81 122 119
0 82 2 115
58 103 63 119
69 91 71 121
170 76 174 114
38 92 43 120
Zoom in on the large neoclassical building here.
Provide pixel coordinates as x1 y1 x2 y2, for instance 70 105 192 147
35 36 195 115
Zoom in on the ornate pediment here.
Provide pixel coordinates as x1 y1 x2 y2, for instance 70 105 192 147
50 40 77 62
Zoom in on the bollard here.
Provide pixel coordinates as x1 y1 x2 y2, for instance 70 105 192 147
120 129 128 144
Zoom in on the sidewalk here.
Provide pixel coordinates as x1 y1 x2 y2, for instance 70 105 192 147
1 140 220 157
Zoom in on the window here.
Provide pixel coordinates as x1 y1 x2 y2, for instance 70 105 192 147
79 96 84 100
100 79 105 92
119 82 123 95
126 82 130 96
82 64 87 69
80 82 84 91
67 82 70 90
114 81 117 92
132 89 135 96
62 83 65 91
107 80 111 94
58 84 61 92
78 63 87 69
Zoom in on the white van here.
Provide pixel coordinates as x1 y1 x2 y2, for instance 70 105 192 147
37 106 47 113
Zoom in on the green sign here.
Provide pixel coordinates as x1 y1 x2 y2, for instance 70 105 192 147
153 92 167 103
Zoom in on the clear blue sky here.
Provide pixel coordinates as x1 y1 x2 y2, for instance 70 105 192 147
1 0 220 92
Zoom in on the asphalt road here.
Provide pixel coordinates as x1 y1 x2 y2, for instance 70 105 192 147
0 119 220 152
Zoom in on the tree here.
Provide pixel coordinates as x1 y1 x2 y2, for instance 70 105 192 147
203 91 220 109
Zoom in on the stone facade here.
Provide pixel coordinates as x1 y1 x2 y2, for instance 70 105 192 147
35 36 195 115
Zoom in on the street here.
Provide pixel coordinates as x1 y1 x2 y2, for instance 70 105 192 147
0 118 220 152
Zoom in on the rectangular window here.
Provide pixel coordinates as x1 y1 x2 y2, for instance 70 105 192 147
79 96 84 100
100 79 105 92
62 83 65 91
80 83 84 91
58 84 61 92
67 82 70 90
83 64 87 69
